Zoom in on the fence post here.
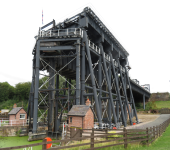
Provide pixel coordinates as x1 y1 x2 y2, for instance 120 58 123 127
159 124 160 136
150 127 152 141
146 128 149 146
153 126 155 140
123 128 127 148
156 126 158 138
105 128 108 140
90 128 94 148
42 138 47 150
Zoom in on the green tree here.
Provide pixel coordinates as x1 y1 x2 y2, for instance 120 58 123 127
0 82 15 102
15 82 31 101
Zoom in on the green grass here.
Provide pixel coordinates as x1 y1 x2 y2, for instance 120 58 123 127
155 101 170 109
0 136 60 150
0 136 42 150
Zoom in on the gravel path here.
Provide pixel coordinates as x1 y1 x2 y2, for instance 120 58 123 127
126 114 170 129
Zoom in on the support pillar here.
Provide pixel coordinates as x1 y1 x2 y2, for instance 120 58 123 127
109 51 126 127
33 41 40 133
143 94 145 110
81 43 85 105
117 59 132 125
54 74 59 137
98 55 102 115
48 59 56 137
108 62 112 127
76 40 80 105
99 43 117 125
84 30 102 127
125 65 139 123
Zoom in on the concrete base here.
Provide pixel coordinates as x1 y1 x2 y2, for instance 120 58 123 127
28 132 47 141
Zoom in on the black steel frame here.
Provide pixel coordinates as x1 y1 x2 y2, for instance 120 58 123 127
27 7 141 138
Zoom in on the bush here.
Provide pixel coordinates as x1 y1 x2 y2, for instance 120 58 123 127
145 101 157 111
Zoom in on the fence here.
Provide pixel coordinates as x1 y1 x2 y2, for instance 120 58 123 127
160 108 170 114
0 115 8 120
0 118 170 150
0 119 29 127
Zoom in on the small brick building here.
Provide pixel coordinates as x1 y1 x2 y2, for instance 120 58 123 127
68 99 94 129
8 104 27 125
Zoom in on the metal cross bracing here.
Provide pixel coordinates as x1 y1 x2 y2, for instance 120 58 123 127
27 7 140 138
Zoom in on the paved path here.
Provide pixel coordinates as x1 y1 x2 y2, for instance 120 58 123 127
126 114 170 129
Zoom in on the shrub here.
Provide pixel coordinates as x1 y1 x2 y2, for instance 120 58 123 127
145 101 157 111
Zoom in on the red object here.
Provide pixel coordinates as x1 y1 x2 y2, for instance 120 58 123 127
133 123 136 125
113 127 117 130
45 137 52 149
64 125 65 127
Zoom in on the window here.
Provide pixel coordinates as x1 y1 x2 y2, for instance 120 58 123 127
20 114 25 119
70 117 72 123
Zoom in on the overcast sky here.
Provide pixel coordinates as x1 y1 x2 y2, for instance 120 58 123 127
0 0 170 93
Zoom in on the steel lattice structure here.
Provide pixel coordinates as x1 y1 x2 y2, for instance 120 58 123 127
27 7 140 138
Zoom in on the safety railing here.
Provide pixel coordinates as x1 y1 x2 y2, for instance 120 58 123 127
0 119 29 127
39 28 82 37
120 65 125 73
104 53 110 61
114 60 118 67
88 40 100 54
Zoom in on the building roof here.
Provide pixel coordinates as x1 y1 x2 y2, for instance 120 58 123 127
67 105 91 116
8 107 25 115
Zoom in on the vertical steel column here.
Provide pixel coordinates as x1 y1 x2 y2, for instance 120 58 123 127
109 51 126 127
68 78 71 111
84 30 102 127
143 94 145 110
28 74 35 130
99 44 117 125
123 73 127 121
30 64 35 119
81 44 85 105
125 66 139 123
33 41 40 133
98 55 102 114
55 74 59 135
48 59 56 135
108 62 112 126
76 40 80 105
117 60 132 125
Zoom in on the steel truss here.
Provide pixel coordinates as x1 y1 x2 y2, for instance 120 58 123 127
27 7 139 138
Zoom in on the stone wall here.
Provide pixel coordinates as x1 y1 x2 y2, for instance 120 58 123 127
149 92 170 101
0 126 28 136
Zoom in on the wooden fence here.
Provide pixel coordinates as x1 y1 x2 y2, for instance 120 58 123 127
160 108 170 114
0 118 170 150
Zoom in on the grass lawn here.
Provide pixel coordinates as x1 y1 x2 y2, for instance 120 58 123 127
0 136 60 150
155 101 170 109
0 136 43 150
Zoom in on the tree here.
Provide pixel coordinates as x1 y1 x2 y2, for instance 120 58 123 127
0 82 15 102
15 82 31 101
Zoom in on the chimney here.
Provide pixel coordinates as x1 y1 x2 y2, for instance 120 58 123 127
86 99 91 106
13 104 17 108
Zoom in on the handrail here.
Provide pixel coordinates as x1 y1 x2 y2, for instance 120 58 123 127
39 28 82 37
88 40 100 54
